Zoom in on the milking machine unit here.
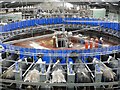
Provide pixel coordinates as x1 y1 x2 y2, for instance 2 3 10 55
118 58 120 86
14 56 22 89
39 61 48 90
67 61 75 90
39 61 46 82
94 63 103 90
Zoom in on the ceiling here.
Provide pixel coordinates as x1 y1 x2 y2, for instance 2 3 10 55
0 0 120 8
0 0 120 2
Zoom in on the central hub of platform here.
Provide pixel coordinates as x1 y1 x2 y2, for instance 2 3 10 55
12 30 118 50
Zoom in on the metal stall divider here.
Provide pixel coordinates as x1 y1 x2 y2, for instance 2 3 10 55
36 49 48 89
14 22 17 30
18 21 23 29
93 21 96 26
118 23 120 31
17 21 20 29
43 18 50 25
60 50 66 64
55 17 58 24
115 45 119 52
16 22 19 30
45 18 48 25
19 47 24 60
54 18 57 24
27 20 31 28
35 18 38 26
44 18 47 25
46 18 49 25
63 17 67 24
88 21 92 26
25 20 28 28
59 17 63 24
10 23 14 31
13 47 22 89
110 46 116 55
89 20 92 26
114 23 120 37
41 49 50 64
6 24 10 32
37 18 40 25
27 20 30 27
37 49 47 89
95 21 99 27
48 18 51 25
109 22 112 30
94 48 101 60
23 20 27 28
53 18 56 24
112 22 115 31
67 51 75 90
115 23 119 31
0 26 3 32
104 47 110 55
84 49 91 63
94 61 103 90
32 19 36 27
102 21 105 29
118 45 120 51
3 25 7 33
50 18 53 25
44 18 49 25
104 22 108 29
40 18 44 25
21 21 24 29
118 57 120 88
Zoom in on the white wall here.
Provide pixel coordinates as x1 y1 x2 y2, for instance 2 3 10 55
0 12 22 23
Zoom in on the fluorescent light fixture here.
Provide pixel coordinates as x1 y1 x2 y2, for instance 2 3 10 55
95 2 99 4
0 1 4 3
11 1 16 3
113 3 118 6
106 3 109 5
65 3 73 8
77 6 79 10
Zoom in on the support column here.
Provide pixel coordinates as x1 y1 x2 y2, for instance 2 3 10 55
39 62 50 90
95 64 103 90
118 58 120 86
14 60 22 89
67 62 75 90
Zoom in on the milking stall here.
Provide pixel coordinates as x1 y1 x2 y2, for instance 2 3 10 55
0 0 120 90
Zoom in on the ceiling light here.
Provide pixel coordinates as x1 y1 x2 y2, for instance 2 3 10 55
11 1 16 3
0 1 4 3
106 3 109 5
95 2 99 4
113 3 118 6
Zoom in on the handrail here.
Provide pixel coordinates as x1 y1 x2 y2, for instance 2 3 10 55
0 79 118 87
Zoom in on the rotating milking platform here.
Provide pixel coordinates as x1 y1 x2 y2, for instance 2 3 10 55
0 17 120 90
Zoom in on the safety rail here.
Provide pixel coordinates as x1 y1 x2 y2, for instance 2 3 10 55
0 79 118 87
0 18 119 32
0 44 120 64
